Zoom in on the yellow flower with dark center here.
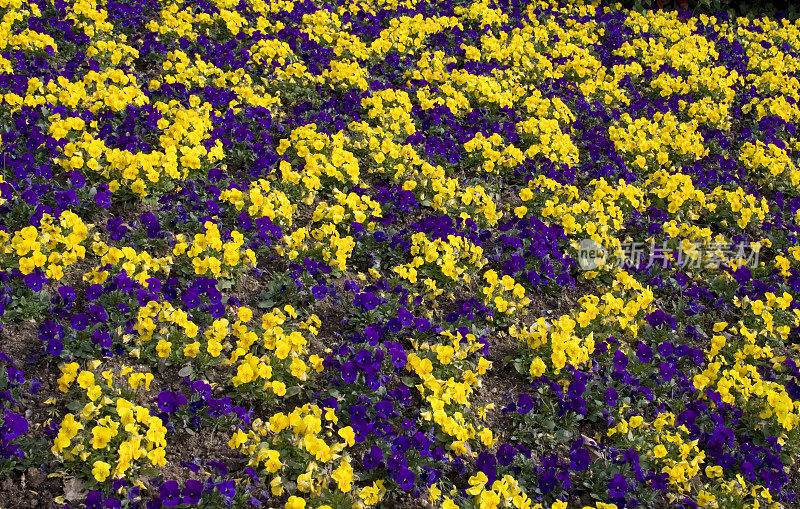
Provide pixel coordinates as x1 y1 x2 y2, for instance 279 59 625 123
92 461 111 482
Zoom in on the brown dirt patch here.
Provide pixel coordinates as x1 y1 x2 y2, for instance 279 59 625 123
0 468 61 509
0 321 39 366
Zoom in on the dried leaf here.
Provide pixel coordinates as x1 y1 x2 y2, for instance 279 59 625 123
64 477 87 502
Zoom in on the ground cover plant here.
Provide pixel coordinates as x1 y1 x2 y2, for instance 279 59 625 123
1 0 800 507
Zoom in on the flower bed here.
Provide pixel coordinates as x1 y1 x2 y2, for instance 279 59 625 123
0 0 799 507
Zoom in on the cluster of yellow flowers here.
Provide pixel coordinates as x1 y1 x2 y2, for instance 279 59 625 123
513 271 652 377
54 362 167 483
407 330 491 461
609 113 707 169
227 306 323 394
231 403 355 499
463 473 534 509
699 319 800 432
482 270 531 315
739 140 800 187
2 211 90 280
171 221 256 277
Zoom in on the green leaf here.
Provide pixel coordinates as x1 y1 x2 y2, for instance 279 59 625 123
178 366 193 378
284 386 302 397
555 429 572 442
